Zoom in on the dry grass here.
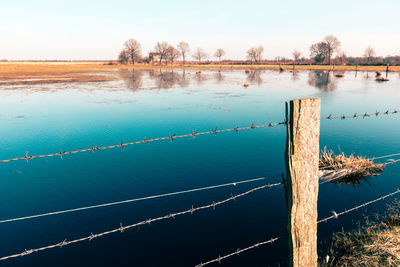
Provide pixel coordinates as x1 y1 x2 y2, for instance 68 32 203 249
319 150 383 184
1 62 399 86
326 201 400 267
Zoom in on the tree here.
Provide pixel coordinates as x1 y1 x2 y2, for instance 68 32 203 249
118 49 129 64
364 46 376 64
214 48 225 62
323 35 341 65
154 42 169 65
292 50 301 64
247 45 264 63
124 39 142 64
192 48 208 62
177 42 190 64
310 42 329 64
166 45 181 64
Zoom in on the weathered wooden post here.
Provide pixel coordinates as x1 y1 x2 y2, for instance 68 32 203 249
284 98 320 267
386 64 389 78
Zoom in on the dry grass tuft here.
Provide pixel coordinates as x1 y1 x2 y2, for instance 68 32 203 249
319 149 383 184
327 201 400 267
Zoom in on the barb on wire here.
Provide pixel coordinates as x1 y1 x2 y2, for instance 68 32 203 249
320 110 400 120
0 182 281 262
0 175 281 225
0 122 286 164
196 187 400 266
195 237 279 267
317 188 400 224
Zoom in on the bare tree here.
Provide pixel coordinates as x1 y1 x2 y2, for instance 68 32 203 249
177 42 190 64
154 42 169 65
310 42 329 64
323 35 341 65
363 46 376 64
214 48 225 62
192 48 208 62
166 45 181 64
118 49 129 64
124 39 142 64
292 50 301 64
247 45 264 63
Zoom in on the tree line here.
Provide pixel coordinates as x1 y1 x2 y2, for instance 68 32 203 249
118 36 400 66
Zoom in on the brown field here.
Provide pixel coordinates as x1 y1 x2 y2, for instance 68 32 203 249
1 62 399 86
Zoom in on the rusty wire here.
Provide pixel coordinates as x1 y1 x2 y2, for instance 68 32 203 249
0 122 286 163
195 187 400 266
0 182 281 262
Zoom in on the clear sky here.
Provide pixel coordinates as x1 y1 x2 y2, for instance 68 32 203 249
1 0 399 60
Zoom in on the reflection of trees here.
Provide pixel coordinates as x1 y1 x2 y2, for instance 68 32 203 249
291 71 300 82
307 70 337 91
149 70 182 89
214 71 225 83
194 72 208 85
119 70 143 91
246 70 263 85
178 70 190 88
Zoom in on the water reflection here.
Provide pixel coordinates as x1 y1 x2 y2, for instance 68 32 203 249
119 70 143 91
246 69 263 86
214 71 225 83
307 70 337 91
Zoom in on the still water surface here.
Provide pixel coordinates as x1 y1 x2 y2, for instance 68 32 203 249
1 69 400 266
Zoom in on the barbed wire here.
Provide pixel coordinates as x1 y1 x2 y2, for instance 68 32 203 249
0 182 281 262
0 175 281 225
317 188 400 223
195 237 279 267
320 110 400 120
1 109 399 164
0 122 286 163
195 187 400 266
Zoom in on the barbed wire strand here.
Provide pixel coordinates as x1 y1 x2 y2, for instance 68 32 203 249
195 237 279 267
1 109 399 164
0 122 286 163
0 182 281 262
195 188 400 267
320 110 400 120
0 175 281 225
317 188 400 223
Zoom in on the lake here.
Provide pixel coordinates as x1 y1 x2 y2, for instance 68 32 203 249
1 68 400 266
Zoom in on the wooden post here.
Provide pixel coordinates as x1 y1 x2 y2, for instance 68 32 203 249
284 98 320 267
293 62 295 71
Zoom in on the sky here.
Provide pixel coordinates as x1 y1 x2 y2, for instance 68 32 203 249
1 0 400 60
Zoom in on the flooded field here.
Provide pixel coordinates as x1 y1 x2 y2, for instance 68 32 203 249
1 69 400 266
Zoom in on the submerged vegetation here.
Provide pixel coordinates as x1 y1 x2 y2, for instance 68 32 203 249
327 200 400 266
319 149 384 184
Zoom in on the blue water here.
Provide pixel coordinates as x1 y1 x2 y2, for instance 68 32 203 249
1 69 400 266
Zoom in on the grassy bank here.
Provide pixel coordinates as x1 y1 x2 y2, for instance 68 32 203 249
326 200 400 266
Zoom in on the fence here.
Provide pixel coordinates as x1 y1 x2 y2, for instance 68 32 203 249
0 99 400 266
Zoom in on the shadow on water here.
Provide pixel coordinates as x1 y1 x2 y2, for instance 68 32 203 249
307 70 337 91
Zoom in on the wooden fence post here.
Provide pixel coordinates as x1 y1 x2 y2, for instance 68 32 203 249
284 98 320 267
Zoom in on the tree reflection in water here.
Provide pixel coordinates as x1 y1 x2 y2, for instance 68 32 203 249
246 69 263 86
119 69 144 91
307 70 337 91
